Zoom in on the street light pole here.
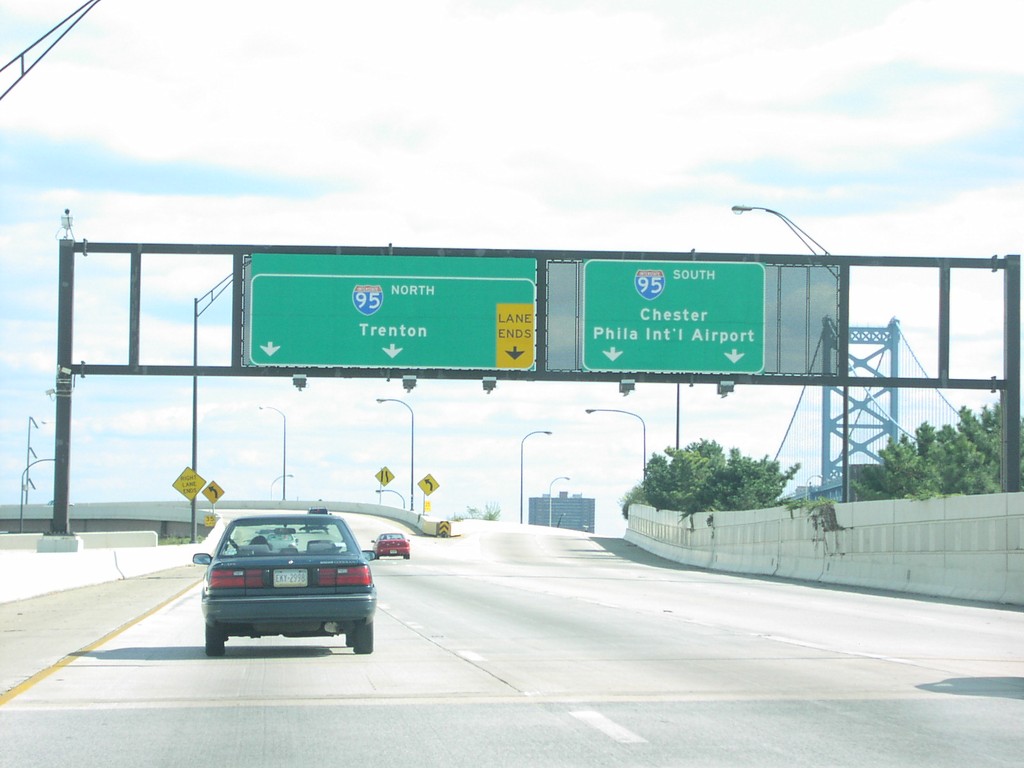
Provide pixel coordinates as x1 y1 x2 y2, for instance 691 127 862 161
192 273 231 541
271 473 293 500
20 458 54 534
585 409 647 480
547 475 569 527
520 430 552 525
375 489 406 508
23 417 42 523
731 205 832 260
804 474 823 499
731 204 848 502
259 406 287 500
376 398 415 512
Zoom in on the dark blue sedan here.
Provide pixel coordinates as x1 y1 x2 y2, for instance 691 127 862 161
192 513 377 656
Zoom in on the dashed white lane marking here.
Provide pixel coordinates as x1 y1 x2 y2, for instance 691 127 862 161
456 650 486 662
570 710 647 744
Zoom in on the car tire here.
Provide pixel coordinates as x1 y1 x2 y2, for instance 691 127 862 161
404 554 410 559
205 624 226 657
351 621 374 655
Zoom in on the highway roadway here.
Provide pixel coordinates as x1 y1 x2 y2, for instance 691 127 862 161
1 513 1022 767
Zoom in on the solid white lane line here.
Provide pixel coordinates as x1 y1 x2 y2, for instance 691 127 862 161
570 710 647 744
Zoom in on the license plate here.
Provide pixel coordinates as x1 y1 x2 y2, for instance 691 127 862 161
388 549 398 555
273 569 308 588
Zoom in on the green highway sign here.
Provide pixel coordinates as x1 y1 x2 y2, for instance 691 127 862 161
246 254 537 369
582 260 765 373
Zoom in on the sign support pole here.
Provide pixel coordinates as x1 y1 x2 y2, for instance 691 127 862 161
51 238 75 536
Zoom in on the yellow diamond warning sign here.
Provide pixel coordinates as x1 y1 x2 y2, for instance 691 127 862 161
418 474 440 496
496 303 534 369
202 481 225 504
172 467 206 501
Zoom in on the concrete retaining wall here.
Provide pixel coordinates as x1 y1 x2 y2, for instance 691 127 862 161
625 492 1024 605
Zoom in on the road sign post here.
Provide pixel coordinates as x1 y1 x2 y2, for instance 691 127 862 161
582 260 765 373
246 254 537 370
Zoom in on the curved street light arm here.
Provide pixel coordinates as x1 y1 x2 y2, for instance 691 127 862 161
585 409 647 480
259 406 288 500
376 398 415 512
20 457 55 533
731 205 838 278
375 489 407 508
519 430 552 524
546 475 570 527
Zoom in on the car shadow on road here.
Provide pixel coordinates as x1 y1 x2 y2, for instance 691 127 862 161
589 537 705 571
71 645 339 661
917 677 1024 700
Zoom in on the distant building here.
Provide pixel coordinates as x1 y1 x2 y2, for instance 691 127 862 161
528 491 595 532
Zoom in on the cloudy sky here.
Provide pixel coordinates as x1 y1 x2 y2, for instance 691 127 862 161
1 0 1020 536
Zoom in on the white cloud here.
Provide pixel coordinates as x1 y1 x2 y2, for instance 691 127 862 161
0 0 1017 532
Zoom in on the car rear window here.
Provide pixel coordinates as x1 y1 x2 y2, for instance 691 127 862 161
219 519 354 557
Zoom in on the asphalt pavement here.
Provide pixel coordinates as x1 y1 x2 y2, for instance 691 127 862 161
0 564 204 700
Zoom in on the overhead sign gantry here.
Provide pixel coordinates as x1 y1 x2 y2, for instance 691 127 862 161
46 240 1021 539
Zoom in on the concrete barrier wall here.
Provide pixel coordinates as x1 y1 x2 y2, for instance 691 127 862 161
0 501 428 603
625 492 1024 605
0 543 207 603
0 499 418 539
0 531 159 550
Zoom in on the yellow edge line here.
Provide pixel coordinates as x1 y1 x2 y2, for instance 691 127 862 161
0 577 203 708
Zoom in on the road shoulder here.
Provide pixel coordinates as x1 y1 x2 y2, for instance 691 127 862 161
0 565 203 699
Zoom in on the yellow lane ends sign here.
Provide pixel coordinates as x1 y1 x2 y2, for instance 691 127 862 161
496 303 534 369
172 467 206 501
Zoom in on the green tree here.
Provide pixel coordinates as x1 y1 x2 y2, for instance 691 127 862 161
927 406 1001 495
618 484 647 518
856 434 939 500
460 501 501 521
631 439 798 517
854 404 1013 500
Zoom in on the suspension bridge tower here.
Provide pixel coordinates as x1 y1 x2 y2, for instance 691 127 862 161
819 318 902 498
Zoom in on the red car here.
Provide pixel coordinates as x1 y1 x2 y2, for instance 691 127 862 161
373 533 411 559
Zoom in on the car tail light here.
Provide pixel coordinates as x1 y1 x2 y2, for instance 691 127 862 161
318 565 372 587
210 568 264 589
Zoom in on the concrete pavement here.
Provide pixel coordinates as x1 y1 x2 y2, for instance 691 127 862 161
0 564 204 701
